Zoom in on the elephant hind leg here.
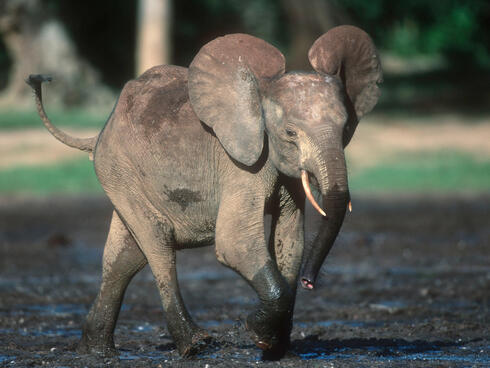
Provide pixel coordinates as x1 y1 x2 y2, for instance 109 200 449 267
114 201 211 357
77 210 147 356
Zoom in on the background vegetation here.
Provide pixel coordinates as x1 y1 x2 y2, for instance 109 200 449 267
0 0 488 196
1 0 489 89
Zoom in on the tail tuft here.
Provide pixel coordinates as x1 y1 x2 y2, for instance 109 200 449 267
26 74 53 89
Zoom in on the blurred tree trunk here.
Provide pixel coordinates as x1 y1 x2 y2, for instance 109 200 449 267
0 0 113 109
281 0 349 69
136 0 172 76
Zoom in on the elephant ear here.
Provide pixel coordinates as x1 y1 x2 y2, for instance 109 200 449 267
308 25 383 120
188 34 285 166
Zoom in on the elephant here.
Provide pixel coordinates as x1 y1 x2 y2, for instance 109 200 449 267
27 25 382 358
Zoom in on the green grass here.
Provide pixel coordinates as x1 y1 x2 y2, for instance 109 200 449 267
0 109 107 130
349 151 490 193
0 151 488 196
0 158 102 195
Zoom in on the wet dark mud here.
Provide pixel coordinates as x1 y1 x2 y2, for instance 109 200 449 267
0 194 488 367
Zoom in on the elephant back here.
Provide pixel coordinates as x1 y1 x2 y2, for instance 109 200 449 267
116 65 195 137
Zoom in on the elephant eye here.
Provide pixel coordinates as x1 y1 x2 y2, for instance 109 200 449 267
285 129 297 137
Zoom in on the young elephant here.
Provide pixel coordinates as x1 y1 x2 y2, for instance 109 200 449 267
28 25 382 358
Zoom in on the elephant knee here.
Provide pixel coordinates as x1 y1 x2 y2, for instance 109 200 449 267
214 234 251 269
214 247 227 266
214 235 231 267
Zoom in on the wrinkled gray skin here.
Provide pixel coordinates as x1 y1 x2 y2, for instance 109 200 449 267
28 26 382 359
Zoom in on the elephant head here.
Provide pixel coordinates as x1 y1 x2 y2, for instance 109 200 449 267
188 25 382 289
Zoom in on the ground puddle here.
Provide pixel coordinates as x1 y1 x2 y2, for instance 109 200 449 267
293 337 489 364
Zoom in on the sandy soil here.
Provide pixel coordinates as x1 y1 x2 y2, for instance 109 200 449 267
0 195 488 367
347 115 490 169
0 129 97 169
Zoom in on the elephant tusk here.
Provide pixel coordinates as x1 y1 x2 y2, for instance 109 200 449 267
348 201 352 212
301 170 326 217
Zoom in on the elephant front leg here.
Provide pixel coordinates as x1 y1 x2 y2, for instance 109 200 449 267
269 192 305 291
215 194 294 355
245 260 294 357
263 184 305 356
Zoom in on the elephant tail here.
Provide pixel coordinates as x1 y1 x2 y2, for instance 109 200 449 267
26 74 98 153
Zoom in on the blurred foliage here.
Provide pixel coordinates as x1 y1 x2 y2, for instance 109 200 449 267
0 0 287 90
0 0 489 118
52 0 137 89
0 37 9 87
171 0 288 66
175 0 284 43
335 0 490 68
1 0 489 92
377 68 490 115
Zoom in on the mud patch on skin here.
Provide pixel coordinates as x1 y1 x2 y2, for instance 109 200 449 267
141 82 188 136
136 72 161 84
167 188 203 211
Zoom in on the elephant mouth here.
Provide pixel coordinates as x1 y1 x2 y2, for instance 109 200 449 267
300 169 352 219
306 170 320 189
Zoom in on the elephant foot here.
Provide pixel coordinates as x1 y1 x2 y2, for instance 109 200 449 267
245 307 292 357
175 329 213 358
76 335 118 357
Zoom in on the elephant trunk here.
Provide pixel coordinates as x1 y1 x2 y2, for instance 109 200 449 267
300 190 349 290
300 130 349 290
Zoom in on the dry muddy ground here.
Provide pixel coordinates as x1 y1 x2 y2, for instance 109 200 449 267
0 195 488 367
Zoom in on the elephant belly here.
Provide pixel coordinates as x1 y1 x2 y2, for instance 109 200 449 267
141 167 219 249
94 110 221 249
135 124 220 248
